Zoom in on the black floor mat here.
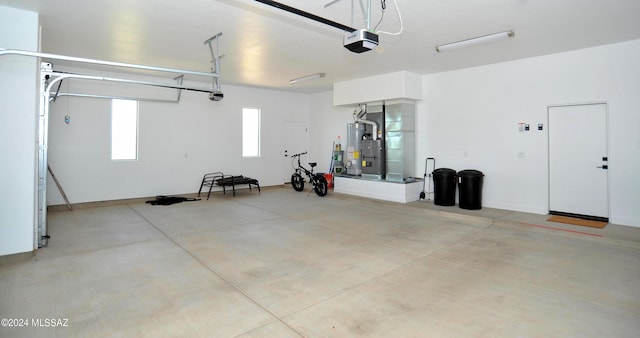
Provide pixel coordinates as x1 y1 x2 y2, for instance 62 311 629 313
145 195 200 205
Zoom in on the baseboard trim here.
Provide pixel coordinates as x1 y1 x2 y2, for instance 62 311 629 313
47 185 285 211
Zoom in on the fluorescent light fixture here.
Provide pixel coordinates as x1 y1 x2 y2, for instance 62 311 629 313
289 72 325 84
435 30 514 52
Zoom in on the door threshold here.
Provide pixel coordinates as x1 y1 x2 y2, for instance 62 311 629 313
549 211 608 223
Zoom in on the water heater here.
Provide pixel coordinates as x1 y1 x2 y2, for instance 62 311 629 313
346 123 365 175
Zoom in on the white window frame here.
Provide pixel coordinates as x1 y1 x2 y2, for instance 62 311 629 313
242 107 261 158
111 99 139 160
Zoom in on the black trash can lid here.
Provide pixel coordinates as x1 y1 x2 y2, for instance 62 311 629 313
434 168 456 175
457 169 484 177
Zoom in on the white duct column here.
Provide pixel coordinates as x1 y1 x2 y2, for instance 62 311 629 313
0 5 39 255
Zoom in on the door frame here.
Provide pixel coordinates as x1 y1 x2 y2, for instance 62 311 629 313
547 101 611 220
283 120 308 183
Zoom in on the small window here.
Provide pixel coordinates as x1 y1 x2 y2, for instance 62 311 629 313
111 99 138 160
242 108 261 157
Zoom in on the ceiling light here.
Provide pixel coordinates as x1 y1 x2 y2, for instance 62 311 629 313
289 73 325 84
435 30 515 52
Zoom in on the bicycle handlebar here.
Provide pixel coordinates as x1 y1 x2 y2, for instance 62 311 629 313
291 151 307 157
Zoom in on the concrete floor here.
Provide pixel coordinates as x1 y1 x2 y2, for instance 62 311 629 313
1 186 639 337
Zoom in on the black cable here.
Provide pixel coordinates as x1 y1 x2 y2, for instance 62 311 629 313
51 79 64 102
373 0 386 32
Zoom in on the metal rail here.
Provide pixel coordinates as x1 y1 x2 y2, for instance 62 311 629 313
253 0 356 32
0 48 217 78
54 93 180 104
1 46 222 249
49 72 213 94
36 70 211 248
51 75 185 103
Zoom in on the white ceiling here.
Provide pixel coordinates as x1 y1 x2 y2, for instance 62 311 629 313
2 0 640 93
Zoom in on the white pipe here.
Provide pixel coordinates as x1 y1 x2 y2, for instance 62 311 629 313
355 118 377 139
353 110 378 140
366 0 371 30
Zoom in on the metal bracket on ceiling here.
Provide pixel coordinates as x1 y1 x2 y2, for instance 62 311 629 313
325 0 372 30
204 33 224 101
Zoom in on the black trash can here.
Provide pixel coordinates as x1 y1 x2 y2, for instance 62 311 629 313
433 168 457 206
457 170 484 210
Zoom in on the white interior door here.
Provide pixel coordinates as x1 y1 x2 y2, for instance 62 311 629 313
283 121 307 182
549 103 609 220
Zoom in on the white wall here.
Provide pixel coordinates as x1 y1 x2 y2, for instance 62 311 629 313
33 26 640 230
417 39 640 227
308 91 354 173
313 40 640 227
333 71 422 106
0 6 39 255
47 75 309 205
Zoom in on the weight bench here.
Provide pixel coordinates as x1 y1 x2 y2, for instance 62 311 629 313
198 172 261 200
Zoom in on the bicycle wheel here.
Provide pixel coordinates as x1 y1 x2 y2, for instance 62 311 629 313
313 176 328 197
291 173 304 192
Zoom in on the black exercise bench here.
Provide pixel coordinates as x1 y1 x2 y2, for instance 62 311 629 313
198 172 260 200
